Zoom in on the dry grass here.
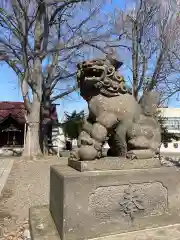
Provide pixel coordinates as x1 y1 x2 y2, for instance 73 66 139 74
0 157 68 239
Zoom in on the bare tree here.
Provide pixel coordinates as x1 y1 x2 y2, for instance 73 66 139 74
0 0 111 158
108 0 180 103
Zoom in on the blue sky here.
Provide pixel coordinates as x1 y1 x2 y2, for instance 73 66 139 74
0 0 179 122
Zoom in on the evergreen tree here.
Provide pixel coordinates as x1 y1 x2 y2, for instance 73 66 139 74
61 111 85 140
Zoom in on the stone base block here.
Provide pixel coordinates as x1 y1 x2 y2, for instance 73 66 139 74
68 157 161 172
96 224 180 240
50 164 180 240
29 205 60 240
29 205 180 240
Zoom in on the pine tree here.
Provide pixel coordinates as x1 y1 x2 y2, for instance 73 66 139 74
61 111 85 140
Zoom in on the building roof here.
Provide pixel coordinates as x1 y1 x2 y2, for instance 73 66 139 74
0 101 58 124
0 102 25 124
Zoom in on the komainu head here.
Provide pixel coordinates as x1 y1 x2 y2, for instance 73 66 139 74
76 56 128 100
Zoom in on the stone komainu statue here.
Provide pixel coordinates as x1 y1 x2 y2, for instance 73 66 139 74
69 56 161 161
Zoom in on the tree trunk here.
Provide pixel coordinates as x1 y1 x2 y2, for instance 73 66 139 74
41 87 52 155
22 94 42 158
22 55 43 158
132 20 139 100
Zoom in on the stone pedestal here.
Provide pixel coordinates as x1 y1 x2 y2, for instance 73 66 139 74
68 157 161 171
29 159 180 240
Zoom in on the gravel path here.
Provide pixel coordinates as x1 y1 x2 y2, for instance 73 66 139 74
0 157 68 239
0 155 179 239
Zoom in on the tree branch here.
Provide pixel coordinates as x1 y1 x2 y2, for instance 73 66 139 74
49 0 89 25
147 48 165 91
137 55 147 93
51 85 77 102
51 72 76 91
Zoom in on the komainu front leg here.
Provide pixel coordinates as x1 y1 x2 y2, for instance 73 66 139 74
89 112 119 159
107 123 127 157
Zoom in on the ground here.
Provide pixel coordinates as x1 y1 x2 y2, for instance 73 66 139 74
0 154 179 240
0 157 68 239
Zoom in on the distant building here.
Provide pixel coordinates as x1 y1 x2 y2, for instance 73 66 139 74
51 126 77 153
0 102 26 148
159 108 180 153
0 101 58 156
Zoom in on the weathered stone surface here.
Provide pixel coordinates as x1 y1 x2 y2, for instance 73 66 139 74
29 206 180 240
69 56 161 161
89 182 167 221
50 164 180 240
68 157 161 172
93 224 180 240
140 91 160 116
29 205 60 240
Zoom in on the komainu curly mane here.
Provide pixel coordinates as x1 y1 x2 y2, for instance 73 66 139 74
77 57 128 99
69 56 161 161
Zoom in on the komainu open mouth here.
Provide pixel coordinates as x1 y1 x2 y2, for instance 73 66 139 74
77 60 105 81
83 67 104 79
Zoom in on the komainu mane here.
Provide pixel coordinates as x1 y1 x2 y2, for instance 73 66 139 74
69 56 161 161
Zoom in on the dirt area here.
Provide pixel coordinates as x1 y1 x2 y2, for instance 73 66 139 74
0 154 179 239
0 157 68 239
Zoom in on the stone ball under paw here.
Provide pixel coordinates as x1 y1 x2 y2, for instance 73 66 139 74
78 146 98 161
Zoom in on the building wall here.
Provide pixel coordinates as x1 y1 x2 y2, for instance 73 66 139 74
51 126 77 151
159 108 180 153
51 126 65 150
